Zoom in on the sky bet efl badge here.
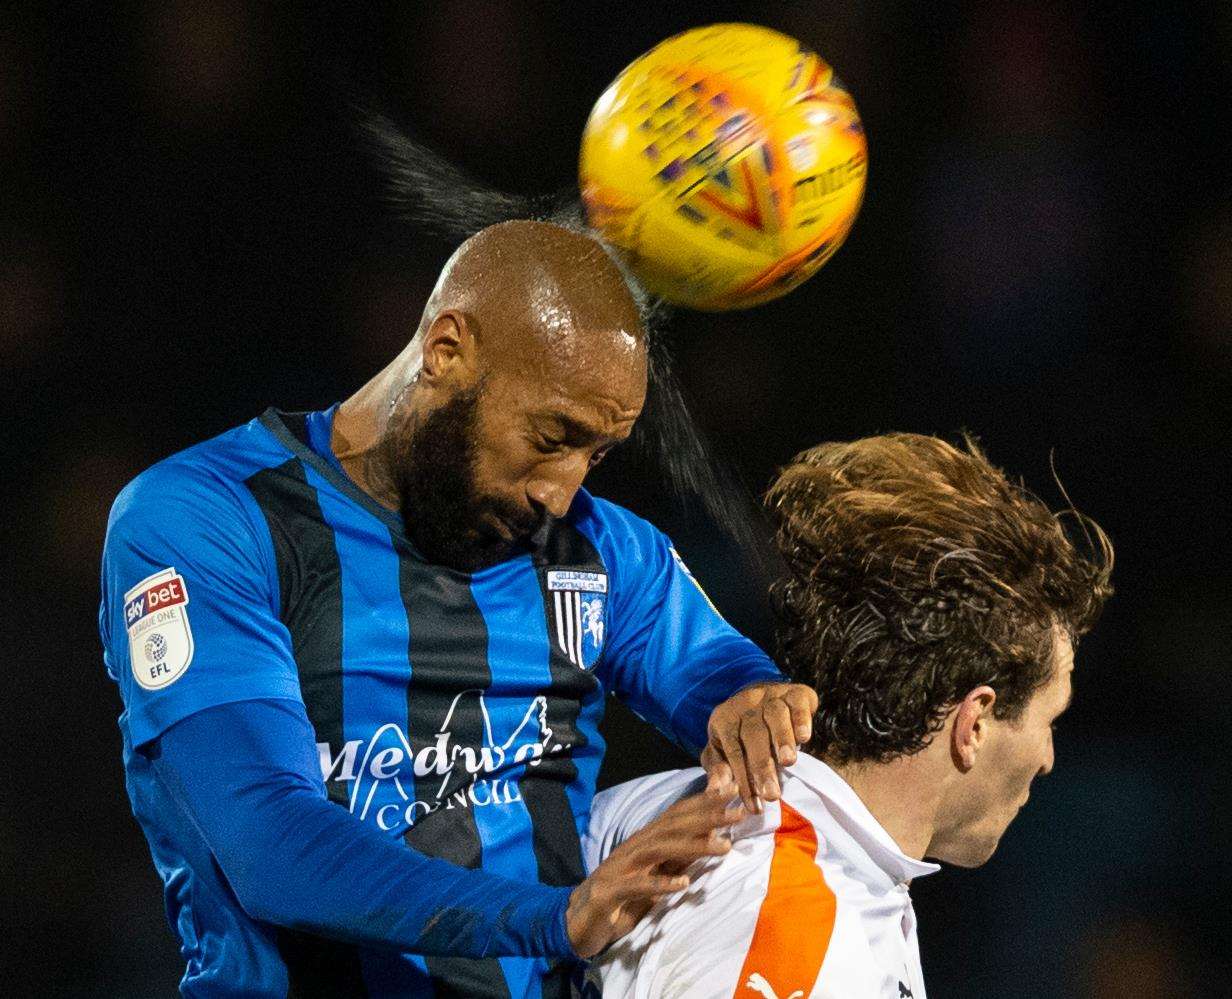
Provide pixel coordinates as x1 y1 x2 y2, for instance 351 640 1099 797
124 567 194 690
547 569 606 670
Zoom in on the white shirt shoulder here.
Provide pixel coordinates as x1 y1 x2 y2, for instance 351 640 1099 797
581 757 939 999
583 767 709 875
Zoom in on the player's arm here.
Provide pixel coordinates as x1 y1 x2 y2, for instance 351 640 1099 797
590 507 816 809
149 697 739 959
149 697 573 955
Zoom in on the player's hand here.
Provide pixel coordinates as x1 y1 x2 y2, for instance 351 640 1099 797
701 682 818 812
565 779 743 958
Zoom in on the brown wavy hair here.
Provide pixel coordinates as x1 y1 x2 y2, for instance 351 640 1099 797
767 433 1113 764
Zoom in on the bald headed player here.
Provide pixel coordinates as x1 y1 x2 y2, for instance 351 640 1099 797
99 221 815 998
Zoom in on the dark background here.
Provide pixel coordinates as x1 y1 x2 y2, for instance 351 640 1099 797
3 3 1229 996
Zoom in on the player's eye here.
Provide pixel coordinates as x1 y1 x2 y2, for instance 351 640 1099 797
532 434 564 454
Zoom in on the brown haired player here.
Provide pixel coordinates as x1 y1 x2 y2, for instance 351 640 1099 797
581 433 1113 999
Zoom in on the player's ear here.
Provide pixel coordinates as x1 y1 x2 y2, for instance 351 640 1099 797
419 310 479 388
950 685 997 772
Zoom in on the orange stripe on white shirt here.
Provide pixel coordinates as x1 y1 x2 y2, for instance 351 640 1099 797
581 756 940 999
732 801 836 999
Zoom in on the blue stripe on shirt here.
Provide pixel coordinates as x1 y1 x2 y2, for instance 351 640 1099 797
471 554 554 999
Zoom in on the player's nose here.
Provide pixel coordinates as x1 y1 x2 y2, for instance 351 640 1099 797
527 457 589 519
1040 741 1055 776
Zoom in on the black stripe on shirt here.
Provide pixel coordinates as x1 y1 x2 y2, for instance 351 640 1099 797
245 458 348 808
397 540 513 999
245 457 368 999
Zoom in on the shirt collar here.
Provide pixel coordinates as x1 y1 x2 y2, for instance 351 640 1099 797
786 753 941 886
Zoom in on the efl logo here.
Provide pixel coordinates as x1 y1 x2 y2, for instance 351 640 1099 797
124 567 194 690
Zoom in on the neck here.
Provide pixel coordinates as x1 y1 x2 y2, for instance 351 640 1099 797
332 340 421 511
827 752 946 861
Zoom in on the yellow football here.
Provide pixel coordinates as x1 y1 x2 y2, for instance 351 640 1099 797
580 23 867 311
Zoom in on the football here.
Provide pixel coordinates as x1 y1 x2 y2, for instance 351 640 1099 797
580 23 867 311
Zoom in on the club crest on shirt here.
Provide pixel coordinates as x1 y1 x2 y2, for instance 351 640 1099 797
124 567 194 690
546 569 607 670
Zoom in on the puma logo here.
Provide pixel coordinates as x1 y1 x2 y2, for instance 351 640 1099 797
745 972 804 999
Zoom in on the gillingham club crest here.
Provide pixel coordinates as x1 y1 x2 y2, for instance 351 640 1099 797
124 567 194 690
546 569 607 670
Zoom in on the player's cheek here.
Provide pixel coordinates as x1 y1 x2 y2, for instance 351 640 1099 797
475 435 536 496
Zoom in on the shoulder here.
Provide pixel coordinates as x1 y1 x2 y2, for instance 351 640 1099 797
568 489 659 537
667 796 842 999
566 489 670 567
584 767 707 872
106 416 292 558
589 787 815 998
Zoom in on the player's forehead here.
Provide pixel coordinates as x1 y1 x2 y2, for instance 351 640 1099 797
488 326 646 414
524 391 642 443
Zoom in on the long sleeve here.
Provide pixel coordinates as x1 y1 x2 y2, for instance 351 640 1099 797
148 697 576 959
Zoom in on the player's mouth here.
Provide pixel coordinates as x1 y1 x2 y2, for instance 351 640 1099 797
483 505 541 543
483 511 529 543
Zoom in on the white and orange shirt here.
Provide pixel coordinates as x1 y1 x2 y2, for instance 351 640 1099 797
580 755 939 999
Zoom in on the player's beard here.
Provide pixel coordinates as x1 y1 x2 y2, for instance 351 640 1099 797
392 388 541 572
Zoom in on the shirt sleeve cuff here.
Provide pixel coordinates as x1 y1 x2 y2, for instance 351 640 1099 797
500 884 575 959
548 886 578 960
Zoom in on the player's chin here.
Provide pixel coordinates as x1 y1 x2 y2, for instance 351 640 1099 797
948 844 999 868
934 829 1004 868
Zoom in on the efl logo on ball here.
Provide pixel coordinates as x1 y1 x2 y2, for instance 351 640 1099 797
124 567 194 690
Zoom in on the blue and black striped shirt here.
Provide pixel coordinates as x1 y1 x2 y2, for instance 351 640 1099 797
100 406 782 997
